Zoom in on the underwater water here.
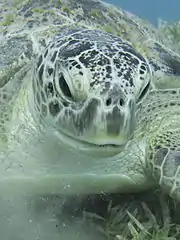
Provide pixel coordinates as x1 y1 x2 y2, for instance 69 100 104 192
108 0 180 25
0 192 106 240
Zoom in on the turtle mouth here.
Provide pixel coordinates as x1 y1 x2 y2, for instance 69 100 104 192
91 143 121 148
71 132 133 149
78 140 124 148
55 128 127 148
54 128 128 157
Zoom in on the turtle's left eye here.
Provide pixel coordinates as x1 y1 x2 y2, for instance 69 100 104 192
58 74 73 99
137 80 150 102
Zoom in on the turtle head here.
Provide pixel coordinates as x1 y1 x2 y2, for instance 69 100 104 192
33 29 151 155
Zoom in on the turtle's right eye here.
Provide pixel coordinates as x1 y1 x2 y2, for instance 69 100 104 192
58 74 73 99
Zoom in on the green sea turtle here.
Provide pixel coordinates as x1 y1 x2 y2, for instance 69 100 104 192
1 0 180 203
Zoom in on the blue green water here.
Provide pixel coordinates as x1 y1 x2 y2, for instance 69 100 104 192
108 0 180 25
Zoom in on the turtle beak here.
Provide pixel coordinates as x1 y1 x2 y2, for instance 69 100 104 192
56 94 136 155
71 95 136 148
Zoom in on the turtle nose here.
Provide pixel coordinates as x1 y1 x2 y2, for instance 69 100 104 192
104 86 127 108
105 96 125 108
105 96 136 137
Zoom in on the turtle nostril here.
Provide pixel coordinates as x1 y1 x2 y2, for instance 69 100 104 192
106 98 112 106
119 98 125 107
105 97 125 107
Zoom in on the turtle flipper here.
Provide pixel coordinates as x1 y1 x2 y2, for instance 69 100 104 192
0 34 33 107
0 37 31 145
145 40 180 89
147 130 180 201
146 39 180 76
139 87 180 201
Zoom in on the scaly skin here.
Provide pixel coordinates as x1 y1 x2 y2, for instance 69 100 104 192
136 88 180 201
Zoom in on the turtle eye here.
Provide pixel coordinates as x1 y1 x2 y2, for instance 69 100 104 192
58 74 73 99
137 80 150 102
